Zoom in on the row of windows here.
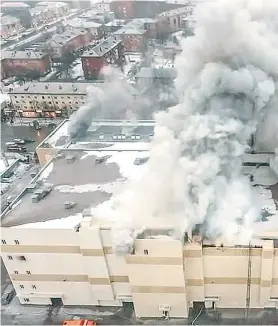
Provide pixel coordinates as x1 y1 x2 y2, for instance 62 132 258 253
14 270 31 274
20 284 36 289
14 95 85 100
2 239 19 244
15 100 85 105
8 255 26 261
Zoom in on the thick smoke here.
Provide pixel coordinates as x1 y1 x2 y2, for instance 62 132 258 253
67 67 151 139
112 0 278 251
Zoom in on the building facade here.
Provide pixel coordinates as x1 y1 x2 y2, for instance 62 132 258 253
2 204 278 317
81 36 124 79
1 51 51 79
45 28 93 60
1 2 32 28
0 15 23 39
1 120 278 319
8 82 102 118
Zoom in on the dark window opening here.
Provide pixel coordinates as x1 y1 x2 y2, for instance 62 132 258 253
18 256 26 261
144 249 148 255
50 297 63 306
8 255 13 260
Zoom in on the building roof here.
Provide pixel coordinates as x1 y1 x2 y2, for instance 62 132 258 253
1 146 150 228
1 2 30 8
114 18 154 36
1 15 20 26
36 1 68 7
105 19 125 27
65 18 102 29
9 82 108 95
47 28 88 47
82 36 121 58
159 6 189 17
135 67 177 79
1 50 47 60
39 119 154 150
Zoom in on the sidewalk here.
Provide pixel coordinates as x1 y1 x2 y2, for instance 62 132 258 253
6 118 64 127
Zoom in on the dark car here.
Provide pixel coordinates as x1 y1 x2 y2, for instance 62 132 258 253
1 285 15 305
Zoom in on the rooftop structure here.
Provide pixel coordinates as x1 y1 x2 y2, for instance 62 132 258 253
1 51 47 60
82 36 122 58
9 82 106 96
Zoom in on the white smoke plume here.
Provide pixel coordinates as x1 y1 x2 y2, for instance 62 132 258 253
67 67 151 138
112 0 278 251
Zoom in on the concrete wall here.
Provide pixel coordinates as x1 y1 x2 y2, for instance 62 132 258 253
1 224 278 317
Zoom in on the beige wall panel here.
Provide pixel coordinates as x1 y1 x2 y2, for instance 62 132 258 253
134 239 183 257
79 227 103 249
132 293 188 318
112 282 132 296
83 256 110 278
1 228 79 246
2 253 85 275
204 284 261 308
203 255 262 278
127 265 186 287
106 254 128 276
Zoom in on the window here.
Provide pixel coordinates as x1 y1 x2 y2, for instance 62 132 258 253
26 271 31 275
2 239 6 244
49 102 52 104
8 255 13 260
144 249 148 255
29 101 32 104
18 256 26 261
55 102 58 104
28 96 30 98
32 285 36 289
20 285 24 289
54 96 57 99
14 240 20 245
24 298 30 303
16 101 19 103
67 96 70 99
14 271 19 274
42 96 45 99
21 96 24 98
14 96 17 98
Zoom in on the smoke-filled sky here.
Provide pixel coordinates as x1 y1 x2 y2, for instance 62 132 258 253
111 0 278 252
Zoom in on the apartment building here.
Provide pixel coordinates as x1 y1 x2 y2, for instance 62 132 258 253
9 82 103 118
65 18 103 40
81 36 124 79
0 15 23 39
1 51 51 79
45 28 93 60
1 124 278 318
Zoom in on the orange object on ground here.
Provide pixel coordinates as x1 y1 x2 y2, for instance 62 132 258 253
63 319 96 326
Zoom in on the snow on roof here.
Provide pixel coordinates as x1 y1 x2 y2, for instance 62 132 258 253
14 213 83 229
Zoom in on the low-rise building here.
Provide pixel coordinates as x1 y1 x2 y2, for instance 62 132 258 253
135 66 176 89
114 18 157 53
81 36 124 79
65 18 103 40
158 6 189 32
0 15 23 39
104 19 125 34
8 82 105 118
45 28 93 60
1 2 32 28
1 121 278 319
96 0 112 13
1 51 51 79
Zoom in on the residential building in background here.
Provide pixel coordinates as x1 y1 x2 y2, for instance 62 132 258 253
65 18 103 40
1 120 278 319
44 28 93 60
8 82 104 118
114 18 157 53
1 2 32 28
96 0 112 13
0 15 23 39
1 51 51 79
81 36 124 79
158 6 190 32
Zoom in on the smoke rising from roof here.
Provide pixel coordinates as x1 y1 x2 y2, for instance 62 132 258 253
112 0 278 251
67 67 151 139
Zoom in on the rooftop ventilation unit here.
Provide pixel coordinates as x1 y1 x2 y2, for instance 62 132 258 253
134 157 149 165
66 155 76 163
82 208 91 217
64 201 76 209
95 155 111 165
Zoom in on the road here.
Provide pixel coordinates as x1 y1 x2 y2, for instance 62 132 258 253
2 9 84 51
